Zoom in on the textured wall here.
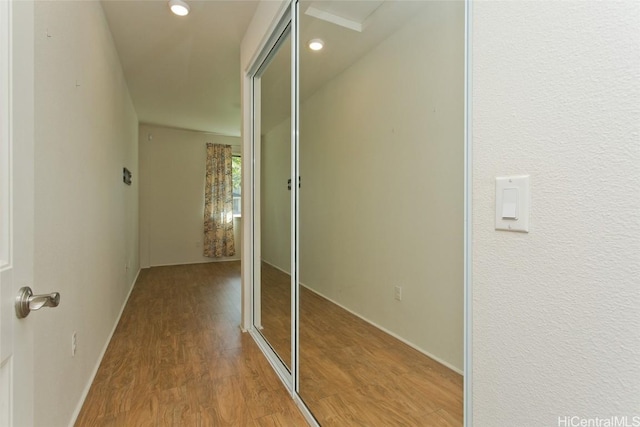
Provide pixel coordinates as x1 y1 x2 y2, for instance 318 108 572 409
33 2 139 425
472 1 640 425
139 124 241 268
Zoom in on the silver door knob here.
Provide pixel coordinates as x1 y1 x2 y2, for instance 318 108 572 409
15 286 60 319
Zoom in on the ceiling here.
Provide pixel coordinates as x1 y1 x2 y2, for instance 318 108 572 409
261 0 425 133
101 0 259 137
101 0 424 138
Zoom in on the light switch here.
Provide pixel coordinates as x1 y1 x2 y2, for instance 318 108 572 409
502 188 518 219
495 175 530 232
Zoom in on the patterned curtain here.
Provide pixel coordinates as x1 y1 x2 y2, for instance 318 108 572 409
203 143 236 257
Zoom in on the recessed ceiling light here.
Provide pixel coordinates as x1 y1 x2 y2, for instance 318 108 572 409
308 39 324 51
169 0 190 16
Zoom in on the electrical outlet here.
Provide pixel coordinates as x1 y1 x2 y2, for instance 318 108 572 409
72 331 77 357
394 286 402 301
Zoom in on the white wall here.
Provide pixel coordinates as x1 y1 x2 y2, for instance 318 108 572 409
260 118 292 272
139 124 242 267
9 1 35 424
295 2 464 372
472 1 640 424
33 1 139 426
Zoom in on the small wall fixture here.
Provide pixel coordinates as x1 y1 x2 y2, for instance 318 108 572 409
123 167 132 185
308 39 324 51
169 0 190 16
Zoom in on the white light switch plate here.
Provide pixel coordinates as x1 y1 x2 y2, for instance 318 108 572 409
495 175 530 232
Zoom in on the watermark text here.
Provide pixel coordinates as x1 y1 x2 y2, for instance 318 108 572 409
558 416 640 427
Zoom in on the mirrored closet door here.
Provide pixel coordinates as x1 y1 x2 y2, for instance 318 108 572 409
252 23 294 377
248 1 467 425
297 0 465 425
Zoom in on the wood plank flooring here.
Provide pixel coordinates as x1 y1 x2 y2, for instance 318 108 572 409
77 261 462 426
259 262 463 426
259 262 292 369
299 289 462 426
75 262 306 426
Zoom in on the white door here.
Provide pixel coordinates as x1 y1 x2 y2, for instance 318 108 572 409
0 1 36 425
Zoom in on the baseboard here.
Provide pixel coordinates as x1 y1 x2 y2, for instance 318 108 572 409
300 283 464 376
68 267 141 427
260 259 291 276
150 258 240 268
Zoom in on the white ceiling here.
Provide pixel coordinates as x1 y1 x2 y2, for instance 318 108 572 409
101 0 424 137
101 0 259 137
299 0 424 99
260 0 425 133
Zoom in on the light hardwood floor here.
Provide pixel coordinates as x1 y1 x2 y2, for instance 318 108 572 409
259 262 292 369
259 262 463 426
75 262 306 426
77 262 462 426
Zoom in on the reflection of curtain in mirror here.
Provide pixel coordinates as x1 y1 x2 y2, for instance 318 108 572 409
203 143 236 257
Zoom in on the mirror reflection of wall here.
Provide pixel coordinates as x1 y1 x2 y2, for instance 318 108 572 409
256 33 293 370
297 1 465 424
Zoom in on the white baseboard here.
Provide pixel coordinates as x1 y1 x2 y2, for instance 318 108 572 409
150 258 240 268
300 283 464 376
257 262 463 374
68 267 141 427
260 259 291 276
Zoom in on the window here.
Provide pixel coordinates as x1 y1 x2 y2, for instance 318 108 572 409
232 155 241 217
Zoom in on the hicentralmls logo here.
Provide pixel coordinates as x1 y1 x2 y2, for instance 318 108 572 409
557 416 640 427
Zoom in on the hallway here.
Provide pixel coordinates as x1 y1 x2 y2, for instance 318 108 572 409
4 1 634 424
75 262 306 426
77 261 463 426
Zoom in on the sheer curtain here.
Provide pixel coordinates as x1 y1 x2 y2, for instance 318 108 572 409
203 143 236 257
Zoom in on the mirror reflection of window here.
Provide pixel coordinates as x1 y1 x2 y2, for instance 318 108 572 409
232 155 241 217
297 1 465 424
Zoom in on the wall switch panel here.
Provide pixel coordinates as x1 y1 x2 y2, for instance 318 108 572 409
394 286 402 301
495 175 530 232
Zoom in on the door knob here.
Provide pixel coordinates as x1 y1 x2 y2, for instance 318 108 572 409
15 287 60 319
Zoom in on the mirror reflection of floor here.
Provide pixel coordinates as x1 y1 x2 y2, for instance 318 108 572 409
260 262 293 368
260 262 463 425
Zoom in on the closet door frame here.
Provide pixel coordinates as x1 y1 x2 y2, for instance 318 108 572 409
244 1 317 422
245 0 295 394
